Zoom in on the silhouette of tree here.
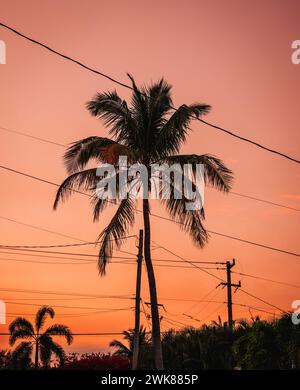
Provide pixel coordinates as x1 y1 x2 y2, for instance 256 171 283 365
54 75 233 368
109 326 152 368
9 306 73 368
110 314 298 370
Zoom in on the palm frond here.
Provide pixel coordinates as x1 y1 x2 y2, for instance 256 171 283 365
144 79 173 129
156 104 211 158
9 317 34 336
165 154 233 192
9 329 34 346
90 193 114 222
89 170 134 222
109 340 132 357
97 196 135 275
49 341 65 367
44 324 73 345
35 306 55 332
158 167 208 246
39 334 53 367
64 136 117 174
11 341 33 367
127 74 149 150
162 195 209 247
53 168 99 209
86 91 137 144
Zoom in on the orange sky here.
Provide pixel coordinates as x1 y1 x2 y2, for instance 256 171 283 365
0 0 299 354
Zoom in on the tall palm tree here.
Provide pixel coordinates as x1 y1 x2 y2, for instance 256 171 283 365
9 306 73 368
54 75 233 369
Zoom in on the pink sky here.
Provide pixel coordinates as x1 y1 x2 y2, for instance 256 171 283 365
0 0 299 353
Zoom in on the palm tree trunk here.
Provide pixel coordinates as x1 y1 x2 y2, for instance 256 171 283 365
142 198 164 369
35 339 39 368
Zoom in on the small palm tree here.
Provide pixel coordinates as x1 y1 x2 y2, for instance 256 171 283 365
9 306 73 368
110 326 149 359
54 75 233 369
110 327 152 369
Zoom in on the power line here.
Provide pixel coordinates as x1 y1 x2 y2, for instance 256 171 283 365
0 247 225 265
0 286 134 300
198 118 300 164
151 240 224 281
3 295 277 318
0 257 95 265
0 125 65 147
0 256 224 270
1 163 300 258
151 242 289 320
0 164 90 197
150 296 286 318
207 230 300 258
0 247 296 313
0 332 126 336
232 271 300 290
0 215 138 258
0 248 134 262
233 303 277 317
183 286 219 315
198 302 226 324
0 21 299 164
150 213 300 258
163 316 193 328
4 300 133 311
224 190 300 212
2 126 299 213
4 312 124 318
181 301 277 320
6 309 133 319
193 289 223 318
0 331 182 336
0 215 87 242
162 318 182 330
0 235 136 249
238 288 287 314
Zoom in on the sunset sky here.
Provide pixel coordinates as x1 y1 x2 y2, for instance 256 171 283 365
0 0 299 354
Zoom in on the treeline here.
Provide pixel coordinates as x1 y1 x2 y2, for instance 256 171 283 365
1 313 299 370
111 313 300 370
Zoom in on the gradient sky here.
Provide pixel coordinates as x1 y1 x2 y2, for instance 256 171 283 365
0 0 299 354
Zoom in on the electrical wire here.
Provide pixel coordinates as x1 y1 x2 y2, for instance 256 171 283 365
0 21 299 164
193 288 224 317
238 288 287 314
232 271 300 290
0 256 225 269
0 247 227 267
0 215 88 242
2 125 298 213
4 300 133 311
151 240 224 281
0 235 136 249
0 286 134 300
1 163 300 258
183 285 219 314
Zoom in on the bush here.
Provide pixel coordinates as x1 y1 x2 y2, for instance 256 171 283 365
63 352 130 370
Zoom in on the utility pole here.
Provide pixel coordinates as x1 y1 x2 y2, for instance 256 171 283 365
132 229 143 370
221 259 241 331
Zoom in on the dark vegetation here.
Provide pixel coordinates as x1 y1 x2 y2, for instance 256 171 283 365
1 312 299 370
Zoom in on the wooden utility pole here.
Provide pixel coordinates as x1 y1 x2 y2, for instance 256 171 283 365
132 229 143 370
221 259 241 331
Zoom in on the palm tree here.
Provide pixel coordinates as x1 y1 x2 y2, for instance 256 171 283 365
9 306 73 368
54 75 233 369
109 326 152 368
